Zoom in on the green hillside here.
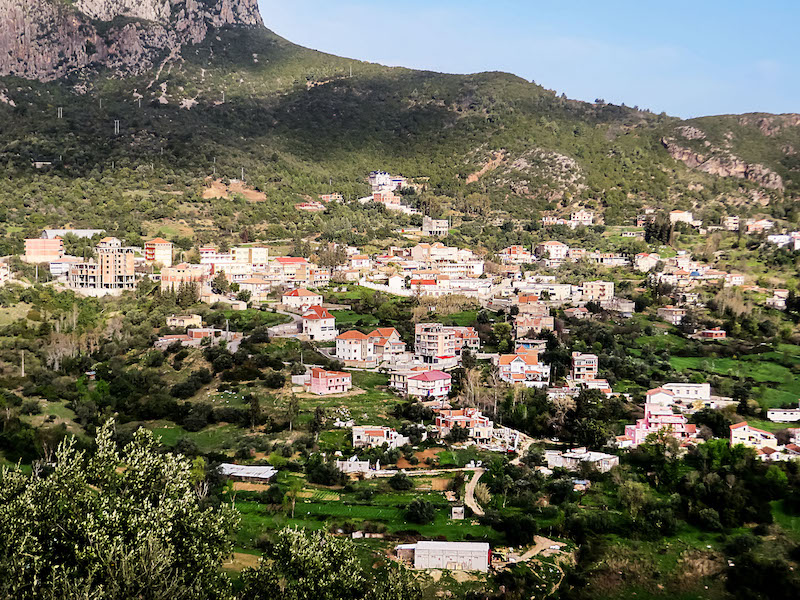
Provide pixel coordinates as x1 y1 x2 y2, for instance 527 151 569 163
0 24 797 252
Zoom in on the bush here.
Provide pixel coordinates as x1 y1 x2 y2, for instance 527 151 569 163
406 498 436 524
389 472 413 491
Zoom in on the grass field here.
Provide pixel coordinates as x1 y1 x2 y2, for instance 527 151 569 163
330 310 379 327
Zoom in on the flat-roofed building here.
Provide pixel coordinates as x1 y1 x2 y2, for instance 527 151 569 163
144 238 174 267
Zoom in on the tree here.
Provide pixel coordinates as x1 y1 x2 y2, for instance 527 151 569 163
248 394 261 431
617 480 649 519
286 394 299 432
389 472 413 491
240 528 421 600
211 271 229 294
406 498 436 524
0 420 237 600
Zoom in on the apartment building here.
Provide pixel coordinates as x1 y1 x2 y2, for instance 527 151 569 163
570 209 594 228
571 352 598 381
414 323 456 363
24 237 64 263
69 237 136 296
144 238 173 267
581 281 614 302
166 314 203 328
670 210 694 224
657 306 687 325
498 353 551 388
535 241 570 262
624 404 698 447
729 422 778 450
160 263 210 292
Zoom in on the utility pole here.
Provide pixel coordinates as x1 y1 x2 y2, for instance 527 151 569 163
222 91 225 103
35 264 38 283
241 167 245 182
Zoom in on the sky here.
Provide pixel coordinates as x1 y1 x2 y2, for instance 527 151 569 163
258 0 798 119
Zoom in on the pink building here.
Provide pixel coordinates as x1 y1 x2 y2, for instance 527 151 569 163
308 368 352 396
24 238 64 263
623 403 698 447
407 370 452 400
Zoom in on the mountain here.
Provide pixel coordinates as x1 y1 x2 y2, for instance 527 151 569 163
0 0 797 246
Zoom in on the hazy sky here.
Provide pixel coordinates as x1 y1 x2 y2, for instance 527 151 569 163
258 0 798 119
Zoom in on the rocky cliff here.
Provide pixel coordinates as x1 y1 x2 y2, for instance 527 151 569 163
0 0 262 81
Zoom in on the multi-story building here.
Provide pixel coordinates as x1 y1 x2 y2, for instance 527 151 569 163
407 370 452 400
302 306 338 341
514 315 555 338
352 426 409 449
144 238 174 267
24 237 64 263
422 215 449 237
571 352 598 381
722 216 740 231
448 327 480 356
699 327 727 340
336 328 406 364
69 237 136 296
624 404 698 447
160 263 210 293
581 280 614 302
535 241 570 263
729 422 778 450
282 288 323 310
166 314 203 328
415 323 456 363
657 305 687 325
634 252 661 272
570 209 594 228
308 368 352 396
499 245 533 264
670 210 694 224
433 408 493 441
498 352 551 387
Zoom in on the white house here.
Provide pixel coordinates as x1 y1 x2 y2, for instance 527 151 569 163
730 422 778 450
407 370 452 400
767 406 800 423
670 210 694 224
544 448 619 473
302 306 338 341
283 288 323 310
352 426 409 449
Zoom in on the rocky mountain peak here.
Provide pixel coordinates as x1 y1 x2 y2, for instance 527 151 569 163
0 0 263 81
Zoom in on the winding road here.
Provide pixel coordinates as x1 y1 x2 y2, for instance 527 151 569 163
464 468 486 517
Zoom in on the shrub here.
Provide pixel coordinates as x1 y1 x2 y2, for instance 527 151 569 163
406 498 436 524
389 472 413 491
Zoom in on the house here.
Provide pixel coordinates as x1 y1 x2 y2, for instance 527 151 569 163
350 255 371 270
282 288 323 310
335 456 375 475
396 541 490 572
657 306 687 325
308 368 352 396
498 352 551 387
407 370 452 400
352 426 409 449
535 241 570 263
449 327 480 356
699 327 727 340
302 306 338 341
514 315 555 338
238 277 273 302
745 219 774 235
544 447 619 473
730 422 778 450
434 408 493 441
722 216 740 231
166 314 203 328
422 215 449 237
336 330 373 363
634 253 661 272
499 245 533 264
570 209 594 228
144 238 174 267
319 193 344 203
663 383 711 404
767 405 800 423
219 464 277 483
624 404 698 447
725 273 745 287
369 327 407 359
670 210 694 224
571 352 598 381
564 307 589 319
24 237 64 263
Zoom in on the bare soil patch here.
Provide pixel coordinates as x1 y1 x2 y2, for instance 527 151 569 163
203 178 267 202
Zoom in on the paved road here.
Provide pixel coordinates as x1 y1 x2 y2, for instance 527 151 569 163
268 309 302 337
464 468 486 517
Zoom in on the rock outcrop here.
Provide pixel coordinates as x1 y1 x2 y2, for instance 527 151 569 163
0 0 263 81
662 137 784 190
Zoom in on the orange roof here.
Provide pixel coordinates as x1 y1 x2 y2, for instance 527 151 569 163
336 330 369 340
285 288 318 297
276 257 309 264
311 368 350 378
146 237 171 245
303 306 333 320
370 327 399 338
499 354 539 366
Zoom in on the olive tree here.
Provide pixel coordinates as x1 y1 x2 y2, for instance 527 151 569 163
0 420 238 600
